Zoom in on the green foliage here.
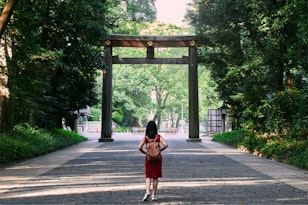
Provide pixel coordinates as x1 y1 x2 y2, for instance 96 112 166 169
90 107 101 121
213 130 308 169
239 133 267 152
114 125 131 133
261 89 307 134
198 66 222 120
188 0 308 136
113 64 153 126
125 0 156 22
5 0 110 129
212 130 250 147
0 124 87 164
241 133 308 169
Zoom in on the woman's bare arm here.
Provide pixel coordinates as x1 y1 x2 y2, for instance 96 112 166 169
138 136 146 154
159 136 168 151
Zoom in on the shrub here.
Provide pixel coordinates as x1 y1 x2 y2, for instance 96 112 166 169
0 124 87 164
212 129 250 147
212 129 308 170
114 125 131 132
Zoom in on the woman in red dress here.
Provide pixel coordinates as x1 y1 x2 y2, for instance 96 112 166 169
138 121 168 201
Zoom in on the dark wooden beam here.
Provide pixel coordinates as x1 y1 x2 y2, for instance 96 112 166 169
187 46 200 141
108 34 195 41
147 47 154 59
112 56 189 64
105 34 196 48
100 46 113 142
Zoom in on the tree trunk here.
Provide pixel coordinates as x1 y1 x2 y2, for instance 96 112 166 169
0 0 20 130
0 35 13 130
153 111 161 131
0 95 13 130
0 0 19 39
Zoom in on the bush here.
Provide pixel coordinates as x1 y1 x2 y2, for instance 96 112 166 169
0 124 87 164
114 125 131 132
212 129 308 170
90 107 101 121
239 133 267 152
258 136 308 169
262 90 303 134
212 129 250 147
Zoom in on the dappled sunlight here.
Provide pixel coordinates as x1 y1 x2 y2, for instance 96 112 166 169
0 138 306 204
169 151 246 156
0 174 278 200
3 162 63 171
161 177 277 187
0 183 146 199
94 149 138 153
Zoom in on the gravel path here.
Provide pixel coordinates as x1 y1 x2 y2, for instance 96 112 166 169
0 133 307 204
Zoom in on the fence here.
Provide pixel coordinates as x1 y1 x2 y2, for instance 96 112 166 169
77 121 101 133
207 109 223 133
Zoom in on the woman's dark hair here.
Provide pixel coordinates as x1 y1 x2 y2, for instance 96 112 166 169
146 120 158 139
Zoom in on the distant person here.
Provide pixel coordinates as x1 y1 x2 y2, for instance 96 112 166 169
138 120 168 201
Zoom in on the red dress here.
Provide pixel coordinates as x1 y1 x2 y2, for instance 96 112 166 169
145 135 162 178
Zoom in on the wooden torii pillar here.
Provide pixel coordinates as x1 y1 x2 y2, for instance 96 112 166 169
100 34 200 142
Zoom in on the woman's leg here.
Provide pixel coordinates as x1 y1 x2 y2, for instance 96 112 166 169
152 178 158 196
146 178 151 193
143 178 152 201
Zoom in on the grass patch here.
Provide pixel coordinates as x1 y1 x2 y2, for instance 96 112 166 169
212 130 249 147
0 124 87 165
114 125 132 132
212 129 308 170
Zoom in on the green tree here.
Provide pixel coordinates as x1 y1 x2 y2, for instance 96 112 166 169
0 0 18 38
124 0 156 22
187 0 308 134
113 64 153 127
3 0 112 129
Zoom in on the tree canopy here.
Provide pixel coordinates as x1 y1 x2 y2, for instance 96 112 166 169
1 0 112 129
2 0 304 137
187 0 308 135
2 0 219 131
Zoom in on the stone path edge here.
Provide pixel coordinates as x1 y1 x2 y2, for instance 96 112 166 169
200 137 308 198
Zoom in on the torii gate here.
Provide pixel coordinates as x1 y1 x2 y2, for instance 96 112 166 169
100 34 200 142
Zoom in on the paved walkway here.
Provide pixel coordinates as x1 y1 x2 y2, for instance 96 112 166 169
0 132 307 204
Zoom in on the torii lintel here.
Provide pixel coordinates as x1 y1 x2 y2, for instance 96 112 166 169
104 34 197 48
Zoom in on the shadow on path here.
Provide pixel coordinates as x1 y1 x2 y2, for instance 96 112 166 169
0 133 307 204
